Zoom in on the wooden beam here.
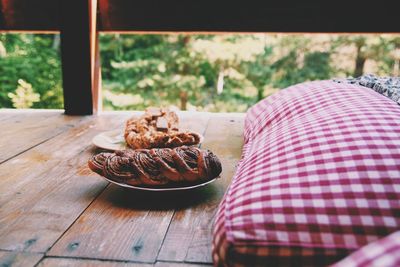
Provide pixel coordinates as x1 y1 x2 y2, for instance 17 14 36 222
60 0 94 115
0 0 60 31
0 1 4 29
98 0 400 33
0 0 399 33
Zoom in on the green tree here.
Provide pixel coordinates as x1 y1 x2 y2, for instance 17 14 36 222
100 34 212 110
331 35 393 77
269 36 333 88
1 33 399 112
241 46 273 101
0 33 63 109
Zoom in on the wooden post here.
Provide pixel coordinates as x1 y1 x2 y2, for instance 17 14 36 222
90 0 102 113
0 2 4 28
92 32 102 113
60 0 98 115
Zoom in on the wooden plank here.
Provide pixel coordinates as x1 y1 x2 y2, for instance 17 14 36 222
48 113 210 263
0 112 131 252
0 0 60 31
34 259 207 267
0 110 83 163
157 114 244 264
98 0 318 32
60 0 93 115
98 0 399 33
0 109 64 122
0 251 43 267
0 112 123 203
1 0 399 33
184 115 244 263
156 262 211 267
38 257 153 267
47 185 174 263
92 32 102 113
0 109 25 121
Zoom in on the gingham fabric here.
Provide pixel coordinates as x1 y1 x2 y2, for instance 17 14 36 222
212 81 400 267
331 231 400 267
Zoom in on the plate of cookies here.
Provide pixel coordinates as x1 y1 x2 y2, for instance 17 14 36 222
89 108 219 191
88 145 221 191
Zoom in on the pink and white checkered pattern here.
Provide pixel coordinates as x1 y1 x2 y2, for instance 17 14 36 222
331 231 400 267
213 81 400 266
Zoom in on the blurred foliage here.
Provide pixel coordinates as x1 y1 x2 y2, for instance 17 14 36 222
7 79 40 108
1 33 400 112
0 34 63 109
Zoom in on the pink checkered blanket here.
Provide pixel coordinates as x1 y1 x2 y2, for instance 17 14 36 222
332 231 400 267
213 80 400 266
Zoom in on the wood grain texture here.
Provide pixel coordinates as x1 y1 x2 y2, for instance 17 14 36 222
0 110 82 163
0 251 43 267
47 185 175 263
48 112 211 263
0 112 130 252
0 109 25 121
38 258 210 267
0 111 243 266
157 114 244 263
156 262 211 267
38 257 153 267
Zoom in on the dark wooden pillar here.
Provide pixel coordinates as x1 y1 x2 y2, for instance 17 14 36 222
0 2 4 28
60 0 98 115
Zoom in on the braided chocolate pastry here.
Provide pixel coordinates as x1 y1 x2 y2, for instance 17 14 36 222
88 146 222 186
124 107 201 149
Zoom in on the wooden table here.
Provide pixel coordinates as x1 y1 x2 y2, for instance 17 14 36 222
0 110 244 267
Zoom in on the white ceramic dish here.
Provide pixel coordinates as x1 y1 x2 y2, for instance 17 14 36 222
103 176 217 191
92 129 127 151
92 129 204 151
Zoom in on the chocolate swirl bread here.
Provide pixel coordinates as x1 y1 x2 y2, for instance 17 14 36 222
88 146 222 186
124 107 201 149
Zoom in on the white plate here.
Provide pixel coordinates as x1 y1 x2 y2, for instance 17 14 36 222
92 129 128 151
103 176 217 191
92 129 204 151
